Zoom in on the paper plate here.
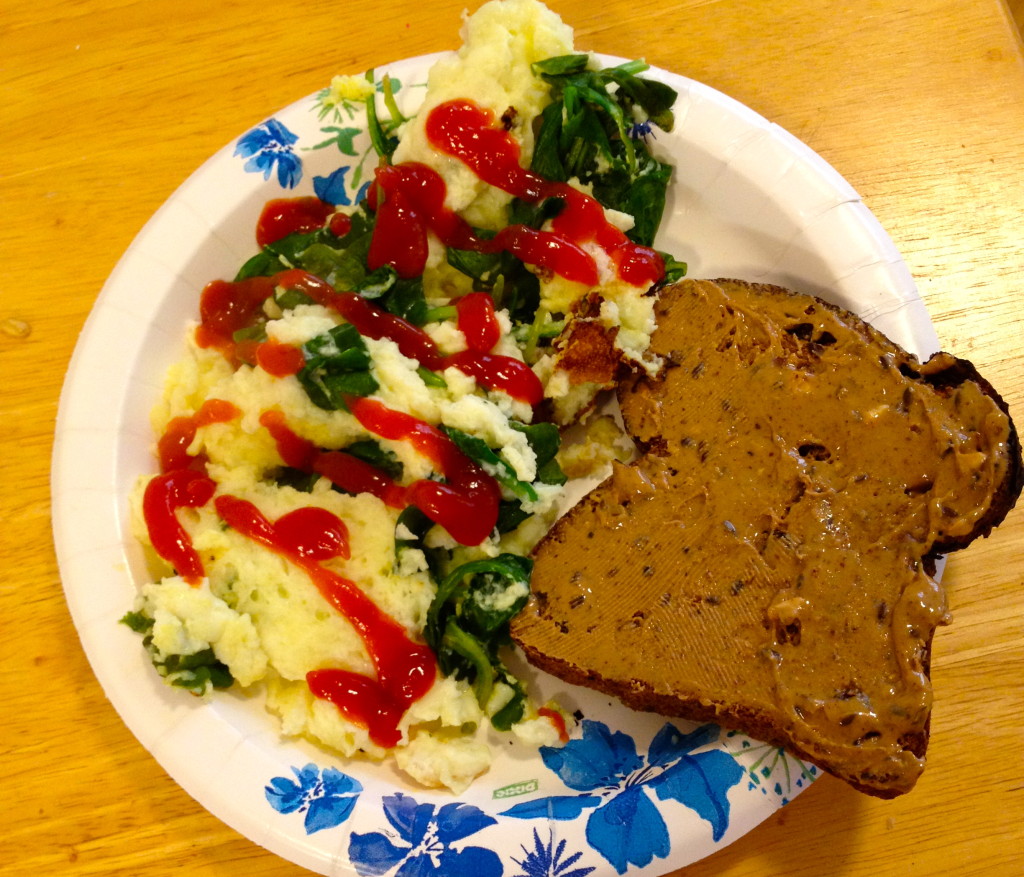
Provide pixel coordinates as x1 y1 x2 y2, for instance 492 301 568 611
52 53 936 876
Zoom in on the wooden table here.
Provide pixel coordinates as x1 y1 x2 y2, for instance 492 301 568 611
4 1 1023 874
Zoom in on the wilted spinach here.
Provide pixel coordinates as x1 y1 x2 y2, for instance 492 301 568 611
120 610 233 695
530 54 678 248
424 554 533 730
297 322 378 410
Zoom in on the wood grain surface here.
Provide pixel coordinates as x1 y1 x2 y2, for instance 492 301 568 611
3 1 1023 874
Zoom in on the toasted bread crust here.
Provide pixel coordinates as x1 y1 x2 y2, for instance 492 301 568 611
513 278 1021 797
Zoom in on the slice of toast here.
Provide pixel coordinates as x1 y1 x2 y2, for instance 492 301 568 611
511 278 1021 797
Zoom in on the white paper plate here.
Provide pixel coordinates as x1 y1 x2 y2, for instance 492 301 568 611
52 53 937 877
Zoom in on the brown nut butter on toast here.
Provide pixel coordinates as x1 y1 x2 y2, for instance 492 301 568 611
511 278 1022 798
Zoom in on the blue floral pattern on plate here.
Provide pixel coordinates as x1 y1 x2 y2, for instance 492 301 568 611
261 719 808 875
500 720 744 874
313 166 369 206
512 827 596 877
724 731 819 804
348 793 502 876
236 74 417 203
235 118 303 188
265 763 362 834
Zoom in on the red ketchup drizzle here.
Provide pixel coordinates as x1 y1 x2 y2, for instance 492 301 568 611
144 399 242 583
213 494 436 748
195 271 304 374
255 339 306 377
456 291 501 352
538 706 570 744
258 410 407 509
313 451 408 509
256 196 335 248
335 285 542 405
336 289 444 369
348 397 502 546
142 470 217 584
329 212 353 237
157 398 242 473
259 407 500 546
259 410 318 469
195 267 541 404
366 99 665 288
367 162 596 286
196 275 275 362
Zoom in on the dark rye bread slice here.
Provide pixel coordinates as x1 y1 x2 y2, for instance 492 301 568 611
511 278 1021 798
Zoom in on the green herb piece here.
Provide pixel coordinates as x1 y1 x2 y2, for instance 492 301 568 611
121 610 154 635
529 55 681 248
441 618 496 706
120 610 234 696
440 426 539 503
365 71 407 163
274 286 316 311
272 467 321 492
342 439 403 480
422 304 457 324
232 324 268 345
509 420 566 485
297 323 378 410
424 554 533 728
489 668 527 730
394 506 448 578
417 366 448 389
659 253 688 285
356 265 400 299
495 500 531 533
531 53 590 77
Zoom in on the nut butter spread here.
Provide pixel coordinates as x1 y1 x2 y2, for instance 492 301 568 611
511 278 1021 797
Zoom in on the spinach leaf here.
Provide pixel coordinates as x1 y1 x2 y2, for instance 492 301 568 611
659 252 688 285
382 275 430 324
287 210 375 289
495 499 531 533
489 668 527 730
530 55 681 249
440 426 539 503
444 216 548 329
342 439 403 480
273 439 402 494
509 420 566 485
120 610 234 695
446 245 503 288
531 54 590 77
234 225 339 281
424 554 532 727
274 286 315 311
394 506 449 578
271 467 321 492
417 366 448 389
297 323 378 410
232 207 375 283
